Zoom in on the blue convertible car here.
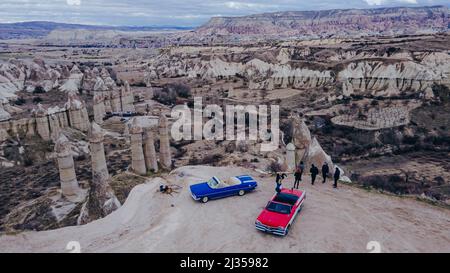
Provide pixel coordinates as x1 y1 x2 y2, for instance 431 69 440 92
190 175 258 203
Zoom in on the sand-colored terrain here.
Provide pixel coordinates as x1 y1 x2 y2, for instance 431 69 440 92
0 165 449 253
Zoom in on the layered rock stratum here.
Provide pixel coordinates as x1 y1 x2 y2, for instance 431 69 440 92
197 6 448 39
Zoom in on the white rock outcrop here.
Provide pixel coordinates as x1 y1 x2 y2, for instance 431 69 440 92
290 115 335 173
59 65 83 93
55 134 82 201
65 91 90 132
0 102 11 122
78 122 121 225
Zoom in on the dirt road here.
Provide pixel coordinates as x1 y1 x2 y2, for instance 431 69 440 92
0 166 449 253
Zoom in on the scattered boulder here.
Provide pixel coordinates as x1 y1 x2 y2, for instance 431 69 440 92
0 102 11 122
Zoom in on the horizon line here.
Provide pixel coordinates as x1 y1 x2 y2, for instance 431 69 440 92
0 4 447 28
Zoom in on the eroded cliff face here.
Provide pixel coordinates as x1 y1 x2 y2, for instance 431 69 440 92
338 58 444 96
0 59 117 102
0 61 27 100
145 42 450 97
196 6 448 39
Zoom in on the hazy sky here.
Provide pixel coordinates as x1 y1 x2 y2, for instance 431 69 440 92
0 0 448 27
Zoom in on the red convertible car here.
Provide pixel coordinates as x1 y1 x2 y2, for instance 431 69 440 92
255 188 306 236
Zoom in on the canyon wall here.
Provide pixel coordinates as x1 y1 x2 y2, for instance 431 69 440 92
145 45 450 97
0 58 117 102
197 6 448 39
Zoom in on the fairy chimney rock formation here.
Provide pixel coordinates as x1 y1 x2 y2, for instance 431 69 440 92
111 91 122 112
94 77 108 92
143 127 158 173
103 92 113 113
78 122 121 225
48 113 61 140
55 134 81 201
129 118 147 175
291 116 311 161
286 143 296 171
65 91 89 132
93 93 106 124
159 115 172 170
33 103 50 140
121 81 135 112
306 137 334 172
89 122 109 179
290 115 335 173
97 68 116 90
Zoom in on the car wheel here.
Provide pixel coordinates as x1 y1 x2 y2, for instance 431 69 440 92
238 190 245 196
201 197 209 203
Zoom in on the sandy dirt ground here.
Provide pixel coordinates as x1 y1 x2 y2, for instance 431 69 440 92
0 165 449 253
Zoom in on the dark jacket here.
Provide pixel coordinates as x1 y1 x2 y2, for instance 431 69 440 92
334 168 341 180
322 164 330 175
310 166 319 176
294 169 302 179
299 163 305 171
275 174 285 193
276 173 287 183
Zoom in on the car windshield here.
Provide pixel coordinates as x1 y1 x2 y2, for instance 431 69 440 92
207 177 219 188
266 202 292 214
273 193 299 205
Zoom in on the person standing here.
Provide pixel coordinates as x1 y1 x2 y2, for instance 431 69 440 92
299 161 305 178
293 162 304 189
322 162 329 183
293 168 301 190
334 167 341 189
275 173 287 193
310 164 319 185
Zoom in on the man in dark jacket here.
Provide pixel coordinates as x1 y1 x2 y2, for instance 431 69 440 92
310 164 319 185
322 162 329 183
275 173 287 193
293 162 304 189
334 167 341 188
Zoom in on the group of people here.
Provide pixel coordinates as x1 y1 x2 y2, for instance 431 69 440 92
275 161 341 193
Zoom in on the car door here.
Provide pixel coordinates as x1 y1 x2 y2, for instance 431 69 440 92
208 183 230 199
225 184 242 197
210 179 244 199
218 184 238 198
292 195 304 221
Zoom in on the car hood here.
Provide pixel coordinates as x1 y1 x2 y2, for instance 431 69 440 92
257 209 291 228
190 182 211 196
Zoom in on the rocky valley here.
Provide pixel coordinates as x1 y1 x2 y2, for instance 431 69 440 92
0 4 449 253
